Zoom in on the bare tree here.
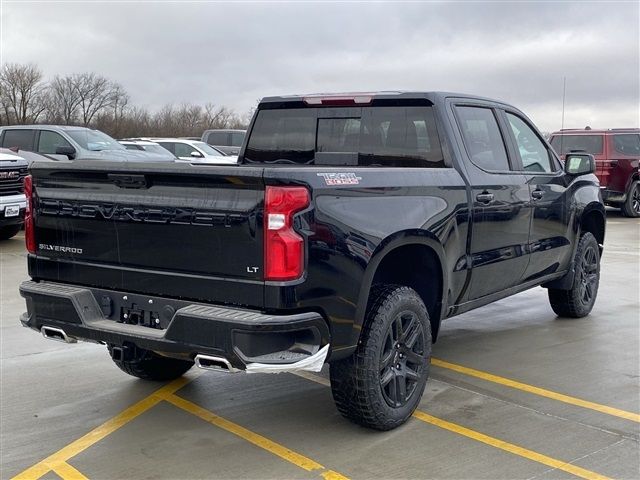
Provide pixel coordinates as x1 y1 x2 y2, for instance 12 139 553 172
73 73 120 127
0 63 250 136
48 75 82 124
0 63 47 124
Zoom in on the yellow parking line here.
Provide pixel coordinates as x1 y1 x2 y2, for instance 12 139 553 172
321 470 351 480
413 411 610 480
11 376 194 480
295 371 611 480
164 393 349 479
49 461 89 480
432 358 640 423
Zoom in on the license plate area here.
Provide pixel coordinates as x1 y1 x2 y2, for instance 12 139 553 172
4 205 19 217
119 305 164 329
98 293 176 330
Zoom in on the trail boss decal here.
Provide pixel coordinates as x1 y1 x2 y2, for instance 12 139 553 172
317 172 362 186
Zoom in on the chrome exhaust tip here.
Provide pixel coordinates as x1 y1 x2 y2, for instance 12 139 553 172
194 354 241 373
41 326 77 344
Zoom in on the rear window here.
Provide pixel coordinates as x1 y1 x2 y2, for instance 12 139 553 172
244 106 445 167
1 129 34 150
613 134 640 156
550 134 603 155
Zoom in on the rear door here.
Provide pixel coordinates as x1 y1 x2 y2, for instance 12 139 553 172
30 162 265 307
453 104 531 300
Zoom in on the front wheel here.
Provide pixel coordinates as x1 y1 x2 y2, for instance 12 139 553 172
330 285 432 430
548 232 600 318
0 225 21 240
621 181 640 218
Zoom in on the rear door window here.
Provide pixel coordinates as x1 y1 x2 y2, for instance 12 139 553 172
455 106 510 171
1 129 35 150
206 132 229 145
549 135 603 155
230 132 245 146
37 130 72 154
157 142 175 154
174 142 196 157
613 134 640 156
245 106 445 167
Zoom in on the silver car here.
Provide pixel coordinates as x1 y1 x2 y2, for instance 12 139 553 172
0 125 173 162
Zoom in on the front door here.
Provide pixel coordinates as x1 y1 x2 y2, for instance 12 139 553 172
502 110 573 282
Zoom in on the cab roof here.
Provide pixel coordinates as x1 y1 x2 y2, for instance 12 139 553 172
259 91 513 108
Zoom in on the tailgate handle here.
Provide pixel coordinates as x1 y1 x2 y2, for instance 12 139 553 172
108 174 148 189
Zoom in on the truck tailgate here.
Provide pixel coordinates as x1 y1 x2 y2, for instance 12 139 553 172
29 162 265 307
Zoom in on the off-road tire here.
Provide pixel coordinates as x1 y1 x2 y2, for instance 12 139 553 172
329 284 432 430
0 225 21 240
108 345 194 381
548 232 600 318
621 181 640 218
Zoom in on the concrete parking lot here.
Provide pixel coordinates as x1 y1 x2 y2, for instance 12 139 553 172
1 213 638 480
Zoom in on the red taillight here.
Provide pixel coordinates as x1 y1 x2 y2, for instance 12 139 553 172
264 186 310 281
24 175 36 253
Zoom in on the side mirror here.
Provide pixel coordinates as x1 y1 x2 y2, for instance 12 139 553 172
190 151 203 158
564 153 595 176
56 146 76 160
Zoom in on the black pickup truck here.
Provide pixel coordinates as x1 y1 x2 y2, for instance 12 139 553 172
20 92 605 430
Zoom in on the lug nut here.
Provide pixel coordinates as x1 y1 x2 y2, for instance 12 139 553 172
155 318 160 324
396 363 401 369
123 313 128 319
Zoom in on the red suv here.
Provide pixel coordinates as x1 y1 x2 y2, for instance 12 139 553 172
549 129 640 217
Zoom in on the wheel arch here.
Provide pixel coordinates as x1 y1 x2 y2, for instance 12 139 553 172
580 203 606 251
353 231 447 345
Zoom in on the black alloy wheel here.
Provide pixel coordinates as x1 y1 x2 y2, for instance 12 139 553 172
380 310 425 408
578 244 599 307
622 181 640 217
631 183 640 215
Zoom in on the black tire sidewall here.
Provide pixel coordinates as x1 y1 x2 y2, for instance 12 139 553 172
569 232 600 316
359 286 432 424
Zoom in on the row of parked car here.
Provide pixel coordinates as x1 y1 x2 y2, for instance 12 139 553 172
0 125 246 164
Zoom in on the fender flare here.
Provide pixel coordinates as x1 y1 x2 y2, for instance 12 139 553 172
349 230 448 346
544 201 605 290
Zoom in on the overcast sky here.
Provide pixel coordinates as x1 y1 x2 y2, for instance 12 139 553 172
2 1 639 132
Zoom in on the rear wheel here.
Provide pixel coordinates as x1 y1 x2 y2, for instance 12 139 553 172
621 180 640 217
548 232 600 318
0 225 21 240
108 345 194 381
330 285 431 430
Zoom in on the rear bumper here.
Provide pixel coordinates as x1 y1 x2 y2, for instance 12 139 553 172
20 280 330 371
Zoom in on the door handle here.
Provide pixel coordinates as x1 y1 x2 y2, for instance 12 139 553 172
531 189 544 200
476 192 494 204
